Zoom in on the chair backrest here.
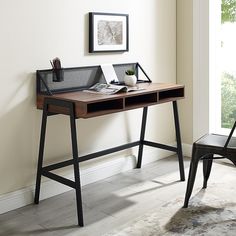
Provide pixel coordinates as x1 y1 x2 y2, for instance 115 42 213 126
224 120 236 149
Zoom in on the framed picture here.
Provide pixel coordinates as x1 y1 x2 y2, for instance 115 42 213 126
89 12 129 53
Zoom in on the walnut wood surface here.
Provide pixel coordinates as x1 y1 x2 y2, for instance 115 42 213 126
37 83 184 118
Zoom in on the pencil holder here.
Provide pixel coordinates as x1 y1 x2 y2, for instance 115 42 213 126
53 68 64 82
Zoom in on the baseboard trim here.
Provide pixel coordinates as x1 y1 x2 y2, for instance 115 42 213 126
0 143 190 214
182 143 192 157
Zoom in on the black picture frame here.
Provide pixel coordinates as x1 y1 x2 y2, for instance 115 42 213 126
89 12 129 53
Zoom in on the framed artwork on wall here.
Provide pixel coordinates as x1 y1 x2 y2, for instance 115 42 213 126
89 12 129 53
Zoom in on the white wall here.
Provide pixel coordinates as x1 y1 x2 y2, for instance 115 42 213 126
0 0 177 196
176 0 193 145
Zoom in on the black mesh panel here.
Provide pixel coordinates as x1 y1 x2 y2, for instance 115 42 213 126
37 63 137 94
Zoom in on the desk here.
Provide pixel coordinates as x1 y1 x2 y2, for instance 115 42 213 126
35 78 185 227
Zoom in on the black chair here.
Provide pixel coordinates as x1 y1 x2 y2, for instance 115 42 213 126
183 121 236 208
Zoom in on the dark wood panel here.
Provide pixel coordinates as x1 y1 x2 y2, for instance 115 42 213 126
37 83 185 118
159 87 184 101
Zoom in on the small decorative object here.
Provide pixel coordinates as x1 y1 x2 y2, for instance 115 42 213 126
124 69 137 86
50 57 64 82
89 12 129 53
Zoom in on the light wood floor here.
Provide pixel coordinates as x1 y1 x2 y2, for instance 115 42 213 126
0 156 231 236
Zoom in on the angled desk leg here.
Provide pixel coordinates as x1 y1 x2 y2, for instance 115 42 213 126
34 98 84 227
173 101 185 181
34 102 48 204
69 103 84 227
137 107 148 168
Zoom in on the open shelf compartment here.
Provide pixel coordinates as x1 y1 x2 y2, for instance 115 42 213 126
125 93 158 108
87 98 124 114
158 88 184 101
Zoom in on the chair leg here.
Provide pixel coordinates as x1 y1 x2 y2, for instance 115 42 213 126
183 147 200 208
203 155 213 189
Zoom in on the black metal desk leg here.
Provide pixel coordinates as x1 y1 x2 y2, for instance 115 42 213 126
173 101 185 181
137 107 148 168
34 103 48 204
69 105 84 227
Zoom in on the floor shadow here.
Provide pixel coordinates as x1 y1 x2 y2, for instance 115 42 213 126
125 180 180 198
3 225 78 236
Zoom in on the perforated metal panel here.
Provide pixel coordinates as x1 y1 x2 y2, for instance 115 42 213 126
36 63 151 95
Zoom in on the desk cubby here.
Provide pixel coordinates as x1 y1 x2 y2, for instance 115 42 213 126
87 98 123 114
159 87 184 102
125 93 158 108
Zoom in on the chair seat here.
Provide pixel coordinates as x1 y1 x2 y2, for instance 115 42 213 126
184 121 236 208
196 134 236 150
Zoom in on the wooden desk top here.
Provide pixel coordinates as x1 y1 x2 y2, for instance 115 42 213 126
37 83 184 118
